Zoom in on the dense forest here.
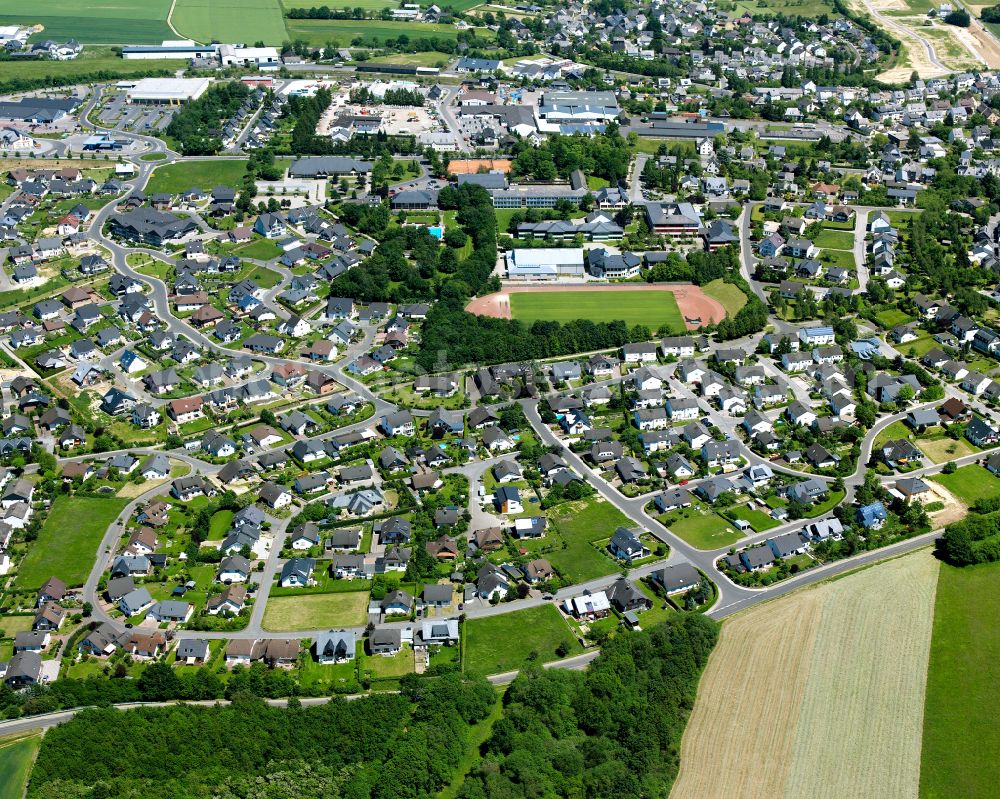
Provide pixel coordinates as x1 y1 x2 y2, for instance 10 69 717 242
28 672 497 799
24 616 717 799
458 614 719 799
510 127 632 183
165 81 252 156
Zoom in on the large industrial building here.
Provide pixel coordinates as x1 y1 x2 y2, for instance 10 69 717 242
506 248 585 280
126 78 212 105
122 41 280 69
122 40 218 60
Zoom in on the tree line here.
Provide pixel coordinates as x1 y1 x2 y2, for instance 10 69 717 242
27 672 497 799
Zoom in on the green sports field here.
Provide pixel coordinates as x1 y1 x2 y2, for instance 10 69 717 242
172 0 288 45
509 289 685 331
0 0 173 44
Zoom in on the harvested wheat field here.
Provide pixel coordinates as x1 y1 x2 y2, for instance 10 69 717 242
671 550 940 799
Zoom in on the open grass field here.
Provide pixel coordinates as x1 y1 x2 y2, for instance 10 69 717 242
812 228 855 250
287 18 468 46
920 560 1000 799
672 549 939 799
364 51 451 68
146 160 248 195
666 511 742 550
0 46 184 82
464 604 581 676
702 278 747 317
262 591 369 631
0 0 173 44
919 438 985 468
725 506 779 532
930 464 1000 504
172 0 288 45
16 495 126 589
730 0 840 17
546 498 635 582
875 307 915 328
509 289 684 330
0 734 41 799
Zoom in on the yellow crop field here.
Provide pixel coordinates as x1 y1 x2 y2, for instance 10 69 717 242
671 550 939 799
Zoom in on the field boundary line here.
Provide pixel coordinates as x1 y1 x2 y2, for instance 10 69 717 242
166 0 188 42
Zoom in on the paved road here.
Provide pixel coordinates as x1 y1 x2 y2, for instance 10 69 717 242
16 120 981 707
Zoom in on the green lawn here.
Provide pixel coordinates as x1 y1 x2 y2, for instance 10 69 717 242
874 420 912 448
725 506 779 532
931 465 1000 506
875 308 915 328
208 509 234 538
509 289 684 332
920 560 1000 799
817 248 855 270
16 495 127 589
262 591 370 631
665 511 743 550
234 238 282 260
146 159 248 195
812 228 855 250
464 604 581 676
702 278 747 317
172 0 288 44
0 1 172 44
807 489 845 517
546 499 635 582
0 734 41 799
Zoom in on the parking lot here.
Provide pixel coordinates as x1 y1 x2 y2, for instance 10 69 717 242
97 90 176 133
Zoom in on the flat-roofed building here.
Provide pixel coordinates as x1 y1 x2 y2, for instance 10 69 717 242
507 248 585 280
126 77 211 105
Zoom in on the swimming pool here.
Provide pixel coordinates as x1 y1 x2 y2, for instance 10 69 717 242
428 226 443 239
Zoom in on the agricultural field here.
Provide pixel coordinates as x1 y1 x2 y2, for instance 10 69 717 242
15 495 127 590
0 46 184 82
920 560 1000 799
672 549 939 799
286 19 468 46
0 0 172 44
464 604 581 676
262 591 369 631
146 160 249 195
931 464 1000 505
0 734 41 799
172 0 288 45
509 289 684 330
